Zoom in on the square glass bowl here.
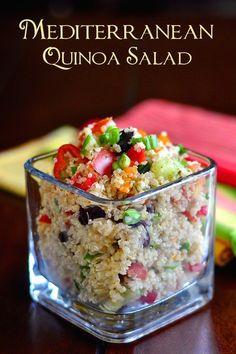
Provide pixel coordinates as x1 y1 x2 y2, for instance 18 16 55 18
24 150 216 343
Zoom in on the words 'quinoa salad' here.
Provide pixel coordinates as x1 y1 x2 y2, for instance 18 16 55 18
36 117 212 312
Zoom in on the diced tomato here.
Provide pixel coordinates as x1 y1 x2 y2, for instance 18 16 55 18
127 262 148 280
197 205 208 217
92 117 113 134
39 214 51 224
185 262 205 273
92 149 115 176
71 172 97 191
127 146 146 163
140 290 158 304
182 210 197 223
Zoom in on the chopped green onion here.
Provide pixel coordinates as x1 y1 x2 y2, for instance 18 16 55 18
153 212 161 221
148 135 158 149
123 209 141 225
178 144 187 155
164 262 178 270
180 241 190 253
142 135 158 150
138 162 151 174
73 279 80 292
54 198 61 212
80 265 90 280
205 193 209 200
178 158 188 167
150 242 160 249
112 161 120 170
131 135 158 150
131 137 143 145
81 134 97 156
143 136 152 150
118 153 131 169
84 253 103 261
99 127 120 146
71 166 77 175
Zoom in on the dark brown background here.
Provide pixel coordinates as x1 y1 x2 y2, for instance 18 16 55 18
0 1 236 353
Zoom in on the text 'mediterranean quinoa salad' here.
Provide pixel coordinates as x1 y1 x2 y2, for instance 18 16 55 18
37 117 210 312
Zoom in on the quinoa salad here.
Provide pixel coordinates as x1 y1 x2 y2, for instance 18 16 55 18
36 117 209 312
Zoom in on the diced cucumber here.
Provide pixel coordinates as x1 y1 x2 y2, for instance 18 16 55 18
81 134 98 156
151 157 187 181
100 289 138 313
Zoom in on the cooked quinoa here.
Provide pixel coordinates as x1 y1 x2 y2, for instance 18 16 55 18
36 117 209 312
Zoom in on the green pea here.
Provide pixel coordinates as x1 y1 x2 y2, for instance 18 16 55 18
109 127 120 145
99 132 110 145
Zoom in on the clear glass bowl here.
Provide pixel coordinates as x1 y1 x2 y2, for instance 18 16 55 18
24 149 216 343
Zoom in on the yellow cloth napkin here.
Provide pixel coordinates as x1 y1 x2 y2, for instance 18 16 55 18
0 126 77 196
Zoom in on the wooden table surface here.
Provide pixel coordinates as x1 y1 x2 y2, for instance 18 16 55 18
0 190 235 354
0 10 236 354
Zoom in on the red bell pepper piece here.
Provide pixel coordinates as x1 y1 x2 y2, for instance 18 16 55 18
39 214 51 224
54 144 83 179
127 146 146 163
92 149 115 176
71 172 97 191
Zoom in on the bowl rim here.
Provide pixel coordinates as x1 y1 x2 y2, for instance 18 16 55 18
24 148 217 205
